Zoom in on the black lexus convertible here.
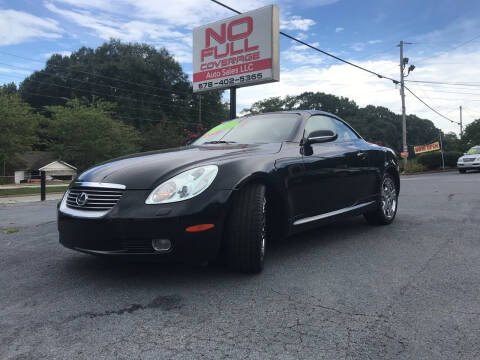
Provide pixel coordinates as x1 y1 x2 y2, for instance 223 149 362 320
58 110 399 273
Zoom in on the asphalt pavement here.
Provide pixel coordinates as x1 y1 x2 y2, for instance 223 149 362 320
1 171 479 359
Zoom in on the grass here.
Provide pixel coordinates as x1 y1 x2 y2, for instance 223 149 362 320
1 228 19 234
0 186 67 197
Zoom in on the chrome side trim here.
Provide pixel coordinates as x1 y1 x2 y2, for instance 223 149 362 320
293 201 375 226
72 182 126 190
59 190 111 218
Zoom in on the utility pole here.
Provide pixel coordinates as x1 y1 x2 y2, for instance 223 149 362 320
198 95 202 125
399 40 408 167
459 105 463 138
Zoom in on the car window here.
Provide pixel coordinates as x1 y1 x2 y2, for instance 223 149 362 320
193 114 301 145
467 146 480 155
304 115 359 142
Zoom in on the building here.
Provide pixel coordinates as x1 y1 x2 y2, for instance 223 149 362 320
12 152 77 184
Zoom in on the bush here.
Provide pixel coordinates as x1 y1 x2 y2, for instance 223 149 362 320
416 152 443 169
444 151 462 167
403 160 425 174
416 151 462 169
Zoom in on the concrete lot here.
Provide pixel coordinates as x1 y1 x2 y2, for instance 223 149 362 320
1 171 479 359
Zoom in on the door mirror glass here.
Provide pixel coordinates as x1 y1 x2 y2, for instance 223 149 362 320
305 130 337 145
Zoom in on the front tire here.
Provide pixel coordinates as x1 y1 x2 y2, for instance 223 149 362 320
459 169 466 174
225 183 267 274
364 173 398 225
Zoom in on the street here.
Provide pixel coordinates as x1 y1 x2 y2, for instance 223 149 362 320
1 171 479 359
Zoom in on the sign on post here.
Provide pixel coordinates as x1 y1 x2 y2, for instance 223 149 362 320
414 141 440 154
192 5 280 93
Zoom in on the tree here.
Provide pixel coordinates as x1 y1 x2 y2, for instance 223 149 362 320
243 92 443 153
461 119 480 150
0 94 39 169
44 99 140 171
19 39 228 151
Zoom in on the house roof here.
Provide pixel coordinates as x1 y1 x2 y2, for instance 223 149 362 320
13 152 76 171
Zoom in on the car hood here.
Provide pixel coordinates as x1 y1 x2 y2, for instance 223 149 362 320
76 143 281 189
459 155 479 161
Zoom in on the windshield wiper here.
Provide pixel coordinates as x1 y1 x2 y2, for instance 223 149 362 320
203 140 237 144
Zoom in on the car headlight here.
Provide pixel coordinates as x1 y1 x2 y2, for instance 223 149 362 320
145 165 218 204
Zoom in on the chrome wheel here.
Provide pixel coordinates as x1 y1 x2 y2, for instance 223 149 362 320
381 177 397 220
260 197 267 262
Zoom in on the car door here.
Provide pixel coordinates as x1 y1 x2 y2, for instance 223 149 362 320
300 115 355 218
331 119 378 203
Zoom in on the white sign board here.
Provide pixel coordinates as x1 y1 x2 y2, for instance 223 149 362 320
192 5 279 93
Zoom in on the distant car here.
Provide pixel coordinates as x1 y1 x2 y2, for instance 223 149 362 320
457 146 480 173
58 111 400 273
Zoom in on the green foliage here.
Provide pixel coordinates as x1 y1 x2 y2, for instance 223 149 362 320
0 82 18 95
416 151 461 169
0 94 40 166
44 99 141 171
403 159 426 174
461 119 480 150
443 151 462 167
416 152 443 169
245 92 441 153
19 39 228 151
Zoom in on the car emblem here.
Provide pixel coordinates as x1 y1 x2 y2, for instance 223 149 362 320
76 192 89 206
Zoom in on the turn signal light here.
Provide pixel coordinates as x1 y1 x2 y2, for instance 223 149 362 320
185 224 215 232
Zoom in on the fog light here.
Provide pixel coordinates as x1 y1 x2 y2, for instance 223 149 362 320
152 239 171 252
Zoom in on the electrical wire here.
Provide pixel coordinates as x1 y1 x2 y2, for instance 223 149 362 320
0 50 197 97
209 0 399 84
405 79 480 87
404 85 459 125
3 91 222 127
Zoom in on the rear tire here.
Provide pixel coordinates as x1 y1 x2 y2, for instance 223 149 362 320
459 169 466 174
364 172 398 225
225 183 267 274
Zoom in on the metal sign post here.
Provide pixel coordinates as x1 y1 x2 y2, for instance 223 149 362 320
40 171 46 201
439 131 445 170
230 87 236 119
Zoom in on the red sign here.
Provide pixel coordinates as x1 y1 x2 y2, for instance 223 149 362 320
414 141 440 154
400 152 409 158
192 6 279 92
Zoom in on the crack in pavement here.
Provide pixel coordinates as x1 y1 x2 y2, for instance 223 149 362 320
68 294 183 320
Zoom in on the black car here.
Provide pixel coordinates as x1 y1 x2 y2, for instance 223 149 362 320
58 110 399 273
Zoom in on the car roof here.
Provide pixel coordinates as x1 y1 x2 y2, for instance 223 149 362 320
258 110 340 117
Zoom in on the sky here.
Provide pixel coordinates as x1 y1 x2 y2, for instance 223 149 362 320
0 0 479 135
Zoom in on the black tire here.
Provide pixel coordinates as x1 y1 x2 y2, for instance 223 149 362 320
459 169 466 174
364 172 398 225
225 183 267 274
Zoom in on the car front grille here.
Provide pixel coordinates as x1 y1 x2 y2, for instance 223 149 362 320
66 186 124 211
463 158 475 162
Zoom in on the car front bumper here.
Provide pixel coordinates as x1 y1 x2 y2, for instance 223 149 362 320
457 162 480 170
57 188 233 262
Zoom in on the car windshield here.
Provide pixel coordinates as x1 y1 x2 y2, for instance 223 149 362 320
193 114 300 145
467 147 480 155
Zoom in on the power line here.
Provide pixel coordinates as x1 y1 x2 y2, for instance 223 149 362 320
405 85 480 96
0 50 197 97
209 0 399 84
404 85 459 125
4 90 222 128
405 79 480 87
449 34 480 51
0 61 189 104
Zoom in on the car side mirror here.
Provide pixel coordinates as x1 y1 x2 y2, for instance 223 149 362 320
302 130 338 146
